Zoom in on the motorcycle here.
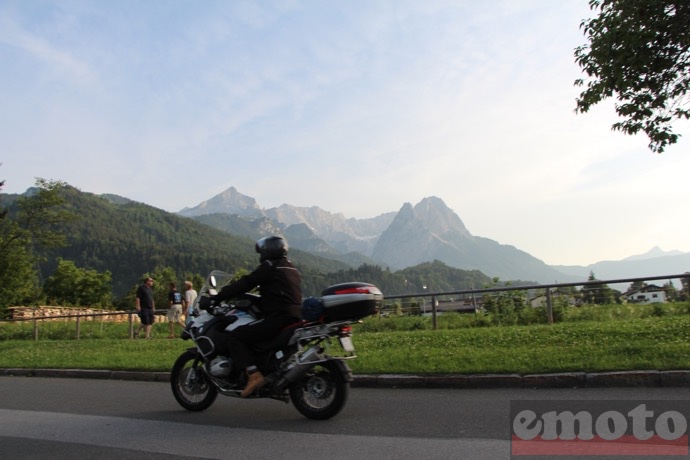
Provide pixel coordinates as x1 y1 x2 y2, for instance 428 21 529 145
170 270 383 420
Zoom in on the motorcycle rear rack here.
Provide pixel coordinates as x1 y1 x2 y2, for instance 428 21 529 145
289 320 358 345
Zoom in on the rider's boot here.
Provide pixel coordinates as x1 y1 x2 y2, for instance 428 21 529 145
240 370 266 397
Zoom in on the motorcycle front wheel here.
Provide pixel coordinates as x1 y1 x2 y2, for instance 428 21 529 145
170 350 218 411
289 360 349 420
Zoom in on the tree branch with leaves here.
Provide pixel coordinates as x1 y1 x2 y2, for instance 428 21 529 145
574 0 690 153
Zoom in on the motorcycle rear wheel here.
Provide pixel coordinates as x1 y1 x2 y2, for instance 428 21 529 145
289 360 349 420
170 350 218 411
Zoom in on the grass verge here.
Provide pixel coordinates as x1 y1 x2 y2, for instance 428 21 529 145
1 315 689 375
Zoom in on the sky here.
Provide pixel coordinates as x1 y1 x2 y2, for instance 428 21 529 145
2 0 689 267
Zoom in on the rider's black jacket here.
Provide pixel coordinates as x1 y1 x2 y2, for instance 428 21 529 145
215 258 302 319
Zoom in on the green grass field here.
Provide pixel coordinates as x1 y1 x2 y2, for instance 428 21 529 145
1 303 689 375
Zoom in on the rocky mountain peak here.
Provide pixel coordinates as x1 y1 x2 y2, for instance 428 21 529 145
413 196 471 237
623 246 686 261
394 202 415 221
178 186 263 217
381 198 471 239
372 197 473 268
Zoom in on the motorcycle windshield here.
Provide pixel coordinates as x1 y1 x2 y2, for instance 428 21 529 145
193 270 234 309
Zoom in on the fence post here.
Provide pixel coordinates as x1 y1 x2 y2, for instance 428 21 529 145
431 296 438 330
33 311 38 341
546 288 553 324
76 313 81 340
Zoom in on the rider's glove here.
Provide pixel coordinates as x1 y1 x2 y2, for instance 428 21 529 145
198 295 213 312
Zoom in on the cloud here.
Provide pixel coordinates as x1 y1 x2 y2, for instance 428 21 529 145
0 8 95 83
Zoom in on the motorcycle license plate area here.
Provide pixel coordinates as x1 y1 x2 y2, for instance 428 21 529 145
339 336 354 352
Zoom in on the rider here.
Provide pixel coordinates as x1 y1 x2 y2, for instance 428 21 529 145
211 236 303 397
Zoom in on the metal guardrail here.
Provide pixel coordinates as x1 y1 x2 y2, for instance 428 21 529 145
382 273 690 329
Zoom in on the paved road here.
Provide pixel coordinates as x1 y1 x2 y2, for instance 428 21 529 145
2 376 690 459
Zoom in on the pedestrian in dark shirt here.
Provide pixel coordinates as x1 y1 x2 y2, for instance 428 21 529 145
135 277 155 339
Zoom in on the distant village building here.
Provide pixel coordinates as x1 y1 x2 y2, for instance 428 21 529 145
529 292 578 308
435 298 481 314
530 295 548 308
624 284 667 304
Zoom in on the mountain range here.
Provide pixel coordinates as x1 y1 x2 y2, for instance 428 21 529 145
179 187 690 284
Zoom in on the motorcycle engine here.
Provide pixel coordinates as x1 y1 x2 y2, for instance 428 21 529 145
209 356 232 377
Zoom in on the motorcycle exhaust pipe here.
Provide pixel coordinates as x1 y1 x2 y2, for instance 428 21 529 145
276 346 323 389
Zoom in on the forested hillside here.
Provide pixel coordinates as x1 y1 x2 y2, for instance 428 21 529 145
38 187 350 297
